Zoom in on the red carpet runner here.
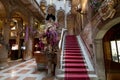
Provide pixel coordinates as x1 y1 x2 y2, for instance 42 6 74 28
64 35 90 80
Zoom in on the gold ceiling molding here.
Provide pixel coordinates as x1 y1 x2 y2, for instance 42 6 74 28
20 0 45 20
98 0 116 20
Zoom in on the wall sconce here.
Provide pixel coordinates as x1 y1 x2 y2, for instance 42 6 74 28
76 4 86 15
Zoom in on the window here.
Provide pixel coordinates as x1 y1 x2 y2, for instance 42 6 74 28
110 40 120 63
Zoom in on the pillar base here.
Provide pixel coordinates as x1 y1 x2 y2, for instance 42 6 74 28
0 58 8 70
23 57 32 61
0 63 8 70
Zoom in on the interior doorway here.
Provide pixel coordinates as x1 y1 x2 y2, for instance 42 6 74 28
103 23 120 80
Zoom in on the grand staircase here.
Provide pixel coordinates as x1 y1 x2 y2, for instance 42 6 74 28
56 35 97 80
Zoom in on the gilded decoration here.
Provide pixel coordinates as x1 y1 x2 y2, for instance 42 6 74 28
98 0 116 20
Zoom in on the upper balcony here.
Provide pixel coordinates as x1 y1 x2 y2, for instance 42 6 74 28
20 0 45 21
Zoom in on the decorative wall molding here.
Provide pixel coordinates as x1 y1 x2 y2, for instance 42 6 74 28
98 0 116 20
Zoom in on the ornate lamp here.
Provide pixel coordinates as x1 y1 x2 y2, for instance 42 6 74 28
76 4 86 14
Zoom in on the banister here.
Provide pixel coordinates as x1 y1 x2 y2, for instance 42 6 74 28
58 28 67 69
58 28 67 50
77 35 94 71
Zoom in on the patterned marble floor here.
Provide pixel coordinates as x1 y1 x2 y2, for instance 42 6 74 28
0 59 54 80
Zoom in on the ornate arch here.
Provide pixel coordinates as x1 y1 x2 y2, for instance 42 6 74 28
10 8 29 23
95 17 120 39
94 17 120 80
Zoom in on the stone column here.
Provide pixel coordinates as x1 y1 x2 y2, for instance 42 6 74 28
0 19 10 69
17 19 23 59
23 17 33 60
94 39 106 80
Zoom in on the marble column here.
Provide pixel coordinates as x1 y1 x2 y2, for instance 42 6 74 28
24 37 33 60
23 17 33 60
17 19 23 59
0 20 10 69
94 39 106 80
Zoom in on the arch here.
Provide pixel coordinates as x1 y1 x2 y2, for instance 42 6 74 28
10 8 29 23
94 17 120 80
95 17 120 39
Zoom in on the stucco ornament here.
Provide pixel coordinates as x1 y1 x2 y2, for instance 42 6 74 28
98 0 116 20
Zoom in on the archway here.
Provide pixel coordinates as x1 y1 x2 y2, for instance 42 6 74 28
9 10 28 61
95 17 120 80
103 23 120 80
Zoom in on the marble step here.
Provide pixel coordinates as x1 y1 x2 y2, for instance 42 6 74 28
56 73 98 80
